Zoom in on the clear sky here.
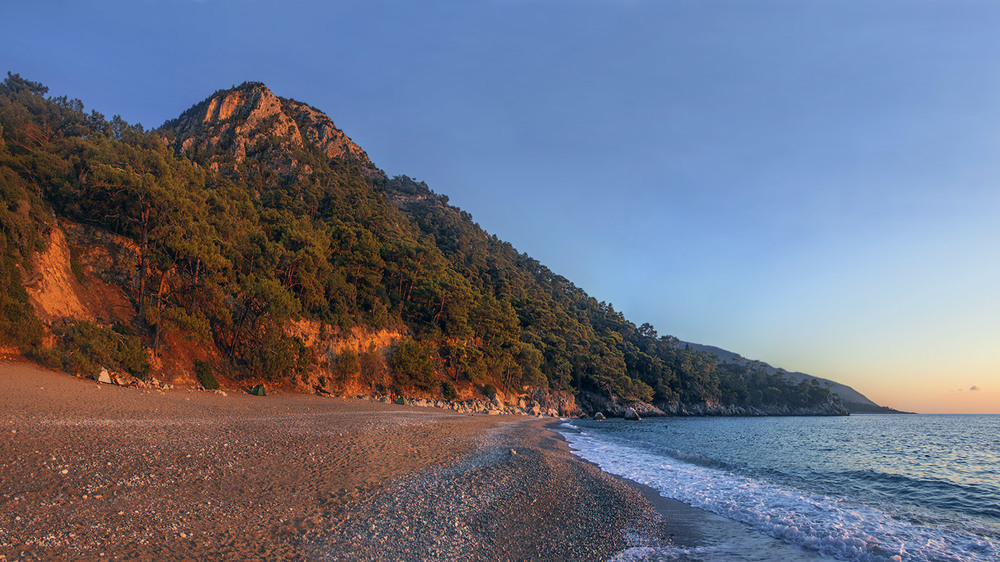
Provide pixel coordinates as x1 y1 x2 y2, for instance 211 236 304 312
5 0 1000 413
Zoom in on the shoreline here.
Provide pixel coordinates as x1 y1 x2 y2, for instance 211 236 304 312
548 422 825 561
1 360 678 560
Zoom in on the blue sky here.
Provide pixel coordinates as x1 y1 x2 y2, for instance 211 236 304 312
5 0 1000 412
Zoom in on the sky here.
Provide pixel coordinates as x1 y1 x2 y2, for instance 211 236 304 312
4 0 1000 413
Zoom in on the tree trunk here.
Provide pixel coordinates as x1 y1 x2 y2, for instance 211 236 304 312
151 267 174 353
137 204 150 312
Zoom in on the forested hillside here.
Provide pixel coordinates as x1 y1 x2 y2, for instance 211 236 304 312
0 73 848 415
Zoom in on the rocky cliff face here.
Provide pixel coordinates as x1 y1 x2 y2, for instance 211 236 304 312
23 221 137 328
528 388 580 417
163 82 376 173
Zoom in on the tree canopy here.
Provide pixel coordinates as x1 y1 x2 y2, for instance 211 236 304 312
0 74 842 411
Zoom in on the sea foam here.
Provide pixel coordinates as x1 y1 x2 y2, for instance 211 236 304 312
558 426 999 562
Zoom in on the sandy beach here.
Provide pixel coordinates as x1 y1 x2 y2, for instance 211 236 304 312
0 360 686 561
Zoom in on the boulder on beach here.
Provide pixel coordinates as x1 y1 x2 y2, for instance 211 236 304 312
98 368 112 385
593 412 606 421
624 407 641 421
251 384 267 396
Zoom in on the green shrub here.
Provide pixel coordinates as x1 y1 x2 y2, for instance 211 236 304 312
194 360 218 390
113 322 136 337
68 245 85 283
456 346 487 383
160 306 212 342
243 334 308 380
0 255 44 351
440 380 458 401
334 348 360 379
53 320 149 378
389 340 436 391
482 383 498 400
359 345 386 385
28 346 61 370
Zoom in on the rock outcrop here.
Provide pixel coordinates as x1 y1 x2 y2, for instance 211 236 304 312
163 82 377 175
528 387 580 417
576 392 666 419
363 393 574 418
24 219 144 326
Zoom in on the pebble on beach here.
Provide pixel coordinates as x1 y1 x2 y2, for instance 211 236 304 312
1 360 670 561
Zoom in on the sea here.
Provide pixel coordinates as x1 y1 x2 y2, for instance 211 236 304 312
557 415 1000 561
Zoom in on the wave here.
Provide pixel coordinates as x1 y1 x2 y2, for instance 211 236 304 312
611 545 750 562
801 469 1000 523
557 427 1000 562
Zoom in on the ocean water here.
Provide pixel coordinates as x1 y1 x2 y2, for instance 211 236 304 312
558 415 1000 561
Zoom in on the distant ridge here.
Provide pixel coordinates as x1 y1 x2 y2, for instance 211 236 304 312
678 341 910 414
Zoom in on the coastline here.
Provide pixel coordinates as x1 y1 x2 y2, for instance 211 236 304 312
549 422 824 562
1 360 676 560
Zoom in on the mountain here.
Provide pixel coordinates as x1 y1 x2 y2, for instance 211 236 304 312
679 341 908 414
0 74 854 416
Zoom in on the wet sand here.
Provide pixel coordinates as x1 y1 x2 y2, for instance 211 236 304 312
0 360 679 561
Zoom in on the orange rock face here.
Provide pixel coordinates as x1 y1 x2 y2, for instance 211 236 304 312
167 82 372 169
24 226 92 323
